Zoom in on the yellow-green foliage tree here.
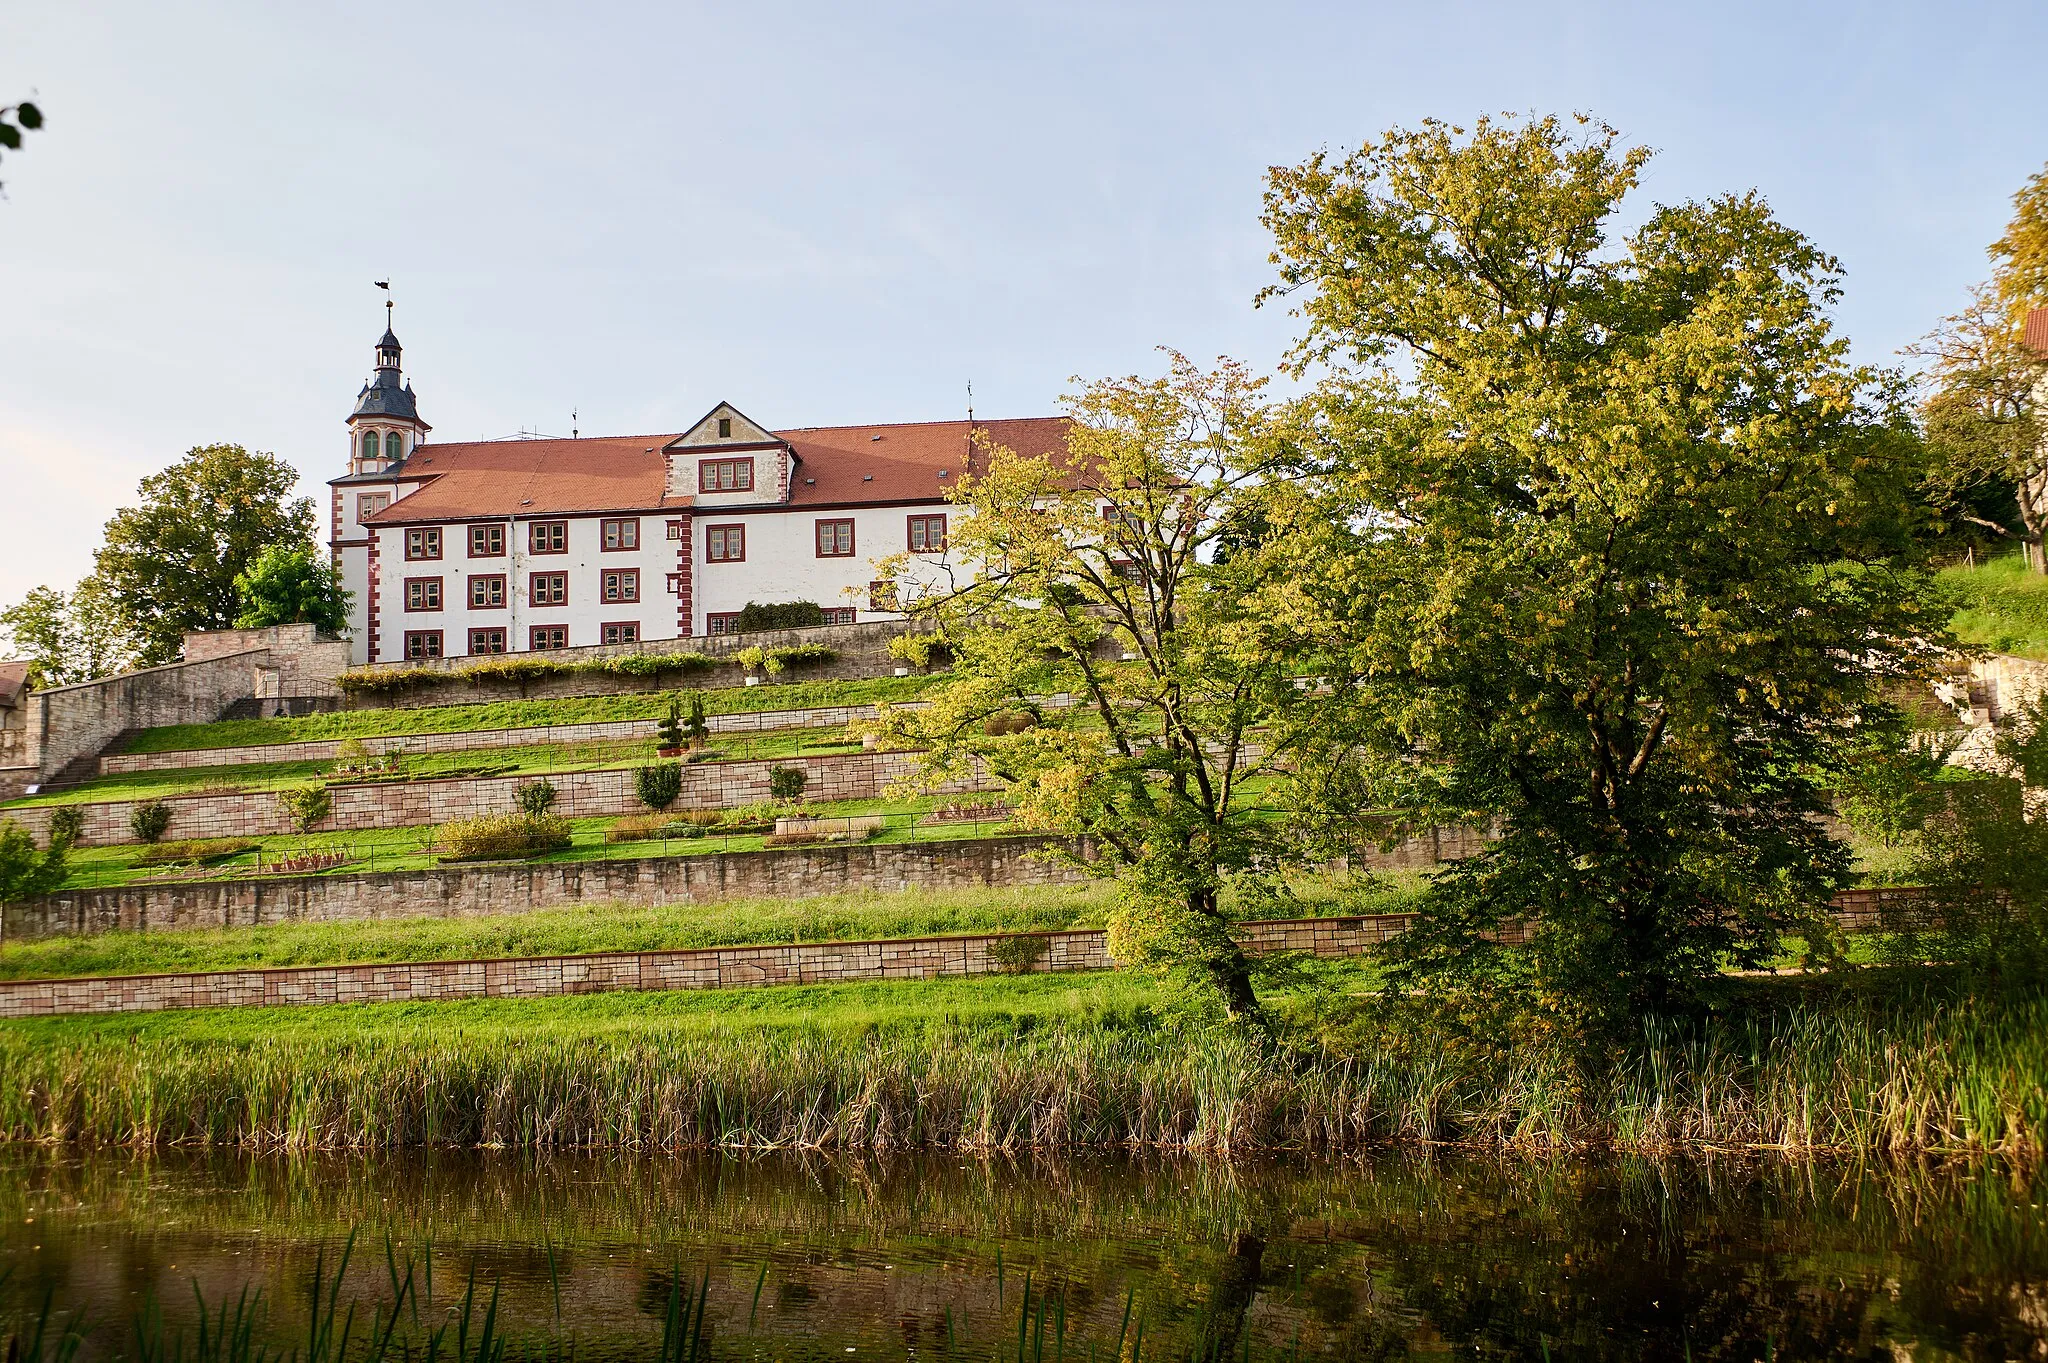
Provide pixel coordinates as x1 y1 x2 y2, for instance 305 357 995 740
1258 113 1948 1034
1916 165 2048 570
882 354 1309 1020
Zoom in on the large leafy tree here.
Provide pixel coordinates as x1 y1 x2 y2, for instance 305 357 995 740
1912 163 2048 570
0 577 136 688
94 444 315 663
883 354 1305 1020
232 544 352 634
1258 114 1947 1033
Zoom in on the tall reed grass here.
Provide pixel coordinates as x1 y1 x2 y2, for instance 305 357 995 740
1 983 2041 1155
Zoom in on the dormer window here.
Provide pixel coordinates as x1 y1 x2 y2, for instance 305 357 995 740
700 458 753 493
385 431 402 461
717 417 732 438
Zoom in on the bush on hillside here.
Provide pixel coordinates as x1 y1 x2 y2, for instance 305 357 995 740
580 652 715 679
887 632 952 669
458 658 571 689
129 800 172 845
635 761 684 811
45 805 85 852
275 785 332 834
768 765 809 802
436 813 573 861
515 779 559 817
733 601 826 633
0 819 67 903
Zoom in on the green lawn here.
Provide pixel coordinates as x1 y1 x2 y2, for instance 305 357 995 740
1939 552 2048 660
120 674 945 754
0 871 1420 980
39 795 1038 891
0 881 1121 980
0 967 1186 1044
5 727 872 810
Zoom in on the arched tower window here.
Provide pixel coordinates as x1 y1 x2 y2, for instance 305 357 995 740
385 431 403 460
361 430 379 462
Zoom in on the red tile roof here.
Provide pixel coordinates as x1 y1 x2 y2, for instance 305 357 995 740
2026 308 2048 358
358 417 1071 524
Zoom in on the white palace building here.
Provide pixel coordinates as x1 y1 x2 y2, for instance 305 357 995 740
330 325 1068 665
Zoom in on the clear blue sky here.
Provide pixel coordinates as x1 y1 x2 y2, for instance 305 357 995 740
3 1 2043 605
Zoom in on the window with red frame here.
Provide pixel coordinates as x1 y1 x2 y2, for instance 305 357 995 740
529 572 567 606
469 575 506 608
403 630 443 659
822 607 857 625
468 627 507 654
601 518 639 551
404 577 442 611
528 521 568 554
530 625 569 650
706 525 744 562
815 519 855 557
601 622 640 645
706 612 743 636
404 527 441 560
356 493 389 523
468 523 505 557
602 569 639 603
868 580 898 611
907 514 947 553
699 458 753 493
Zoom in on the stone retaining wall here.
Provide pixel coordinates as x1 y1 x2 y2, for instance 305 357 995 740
99 702 916 775
5 749 988 848
0 913 1421 1018
4 835 1089 939
346 620 941 710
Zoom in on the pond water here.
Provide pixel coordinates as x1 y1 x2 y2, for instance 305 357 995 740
0 1149 2042 1361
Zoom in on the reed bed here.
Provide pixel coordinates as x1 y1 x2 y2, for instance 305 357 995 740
1 982 2043 1155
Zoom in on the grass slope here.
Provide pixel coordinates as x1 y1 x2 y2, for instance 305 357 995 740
0 882 1121 980
1940 553 2048 660
1 967 2041 1155
121 675 944 754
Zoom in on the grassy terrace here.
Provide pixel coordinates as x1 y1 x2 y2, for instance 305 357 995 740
120 674 947 754
4 726 871 809
0 875 1424 981
35 795 1036 891
1940 552 2048 660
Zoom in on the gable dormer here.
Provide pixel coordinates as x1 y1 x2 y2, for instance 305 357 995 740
663 402 795 503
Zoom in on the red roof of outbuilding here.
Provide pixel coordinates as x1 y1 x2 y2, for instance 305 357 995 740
358 417 1072 524
2026 308 2048 358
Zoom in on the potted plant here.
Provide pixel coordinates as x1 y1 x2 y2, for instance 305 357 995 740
734 645 767 686
655 697 687 757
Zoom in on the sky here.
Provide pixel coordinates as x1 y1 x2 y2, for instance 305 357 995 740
2 0 2044 606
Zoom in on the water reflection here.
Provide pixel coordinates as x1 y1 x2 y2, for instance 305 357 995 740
0 1149 2042 1360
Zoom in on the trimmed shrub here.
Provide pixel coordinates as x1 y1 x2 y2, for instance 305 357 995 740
635 761 684 812
734 601 825 632
275 785 332 834
135 837 260 868
515 779 559 817
333 738 373 773
768 765 809 802
580 652 715 679
656 698 686 750
984 934 1051 975
684 692 710 745
436 813 573 861
129 800 172 845
45 805 85 852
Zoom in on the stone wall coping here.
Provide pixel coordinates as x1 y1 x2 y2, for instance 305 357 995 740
28 648 273 697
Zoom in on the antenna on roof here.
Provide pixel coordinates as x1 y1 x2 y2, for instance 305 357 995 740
572 407 578 440
966 380 974 424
